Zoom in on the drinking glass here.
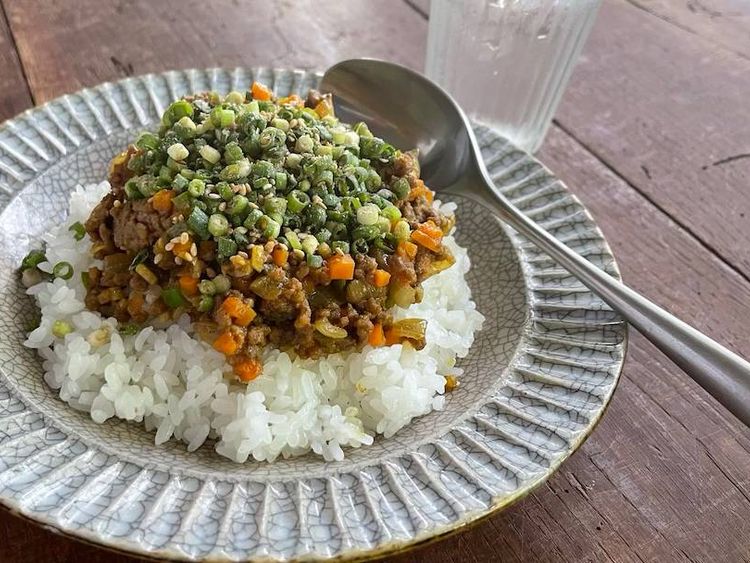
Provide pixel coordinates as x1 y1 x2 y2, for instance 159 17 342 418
425 0 601 153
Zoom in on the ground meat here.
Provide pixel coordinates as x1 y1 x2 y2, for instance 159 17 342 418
305 89 329 109
111 199 174 253
85 193 115 240
392 151 421 186
258 276 305 322
354 254 378 281
387 253 417 285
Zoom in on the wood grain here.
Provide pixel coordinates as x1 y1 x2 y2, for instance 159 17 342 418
0 0 31 121
626 0 750 59
1 0 750 561
556 0 750 278
2 0 426 103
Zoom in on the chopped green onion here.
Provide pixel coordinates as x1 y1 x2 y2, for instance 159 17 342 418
351 238 369 254
212 274 231 293
199 279 216 295
208 214 230 236
224 91 245 104
263 196 287 215
295 134 314 153
287 190 310 213
187 179 206 198
81 270 91 289
381 205 402 222
118 323 140 336
229 195 249 216
167 143 189 161
223 142 244 164
352 225 380 241
257 215 281 239
174 116 197 138
173 174 189 191
52 261 73 280
217 236 238 260
135 131 160 151
129 248 149 270
243 208 264 229
162 287 185 308
52 320 73 338
331 240 350 254
172 192 192 213
306 254 323 268
211 107 235 128
197 295 215 313
220 158 251 181
199 144 221 164
162 100 194 127
187 206 210 239
392 177 410 200
393 220 411 242
356 203 380 226
217 182 234 201
301 235 319 255
251 160 275 179
376 216 391 233
285 230 302 250
21 249 46 271
304 205 327 229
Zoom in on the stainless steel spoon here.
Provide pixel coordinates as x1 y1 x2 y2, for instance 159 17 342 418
321 58 750 426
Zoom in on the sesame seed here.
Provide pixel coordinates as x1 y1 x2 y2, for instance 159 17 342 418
180 232 189 244
165 242 175 251
190 243 197 255
113 200 122 208
154 253 163 264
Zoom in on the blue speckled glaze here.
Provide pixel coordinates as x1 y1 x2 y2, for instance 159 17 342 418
0 68 626 561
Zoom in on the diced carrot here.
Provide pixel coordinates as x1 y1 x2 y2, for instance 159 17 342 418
418 220 443 240
408 181 434 203
397 240 418 260
368 323 386 347
251 81 273 101
213 330 239 355
278 94 304 107
151 189 174 213
412 229 441 253
314 98 335 118
272 246 289 266
178 274 199 296
234 357 263 382
172 238 192 255
384 326 400 346
221 296 256 327
372 269 391 288
327 253 355 280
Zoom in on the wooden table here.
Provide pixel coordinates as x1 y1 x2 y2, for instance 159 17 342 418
1 0 749 561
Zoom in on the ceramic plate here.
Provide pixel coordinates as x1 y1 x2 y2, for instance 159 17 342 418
0 68 626 561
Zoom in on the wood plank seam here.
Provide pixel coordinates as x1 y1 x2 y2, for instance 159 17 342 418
623 0 750 63
0 0 34 106
403 0 429 20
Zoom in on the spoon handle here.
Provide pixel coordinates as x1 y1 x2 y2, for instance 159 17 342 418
475 170 750 427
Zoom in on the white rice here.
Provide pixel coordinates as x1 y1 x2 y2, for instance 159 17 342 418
24 182 484 462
